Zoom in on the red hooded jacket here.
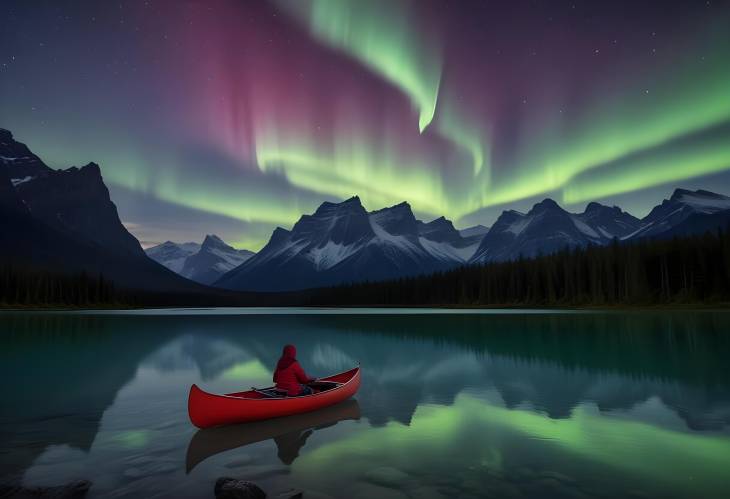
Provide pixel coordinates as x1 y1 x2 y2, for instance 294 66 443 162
273 345 312 395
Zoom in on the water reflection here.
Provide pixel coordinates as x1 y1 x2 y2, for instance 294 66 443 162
186 399 361 471
1 310 729 498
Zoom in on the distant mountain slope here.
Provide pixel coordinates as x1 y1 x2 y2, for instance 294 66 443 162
470 198 640 263
628 189 730 240
180 235 254 285
418 217 482 263
469 189 730 264
471 199 602 263
218 188 730 291
0 128 204 292
578 202 642 239
458 224 489 240
147 241 202 273
146 236 256 285
216 197 474 292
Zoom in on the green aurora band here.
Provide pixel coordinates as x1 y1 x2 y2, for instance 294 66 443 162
254 124 452 217
256 0 492 221
564 123 730 203
491 23 730 207
278 0 442 133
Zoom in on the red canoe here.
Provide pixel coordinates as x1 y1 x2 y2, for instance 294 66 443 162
188 366 361 428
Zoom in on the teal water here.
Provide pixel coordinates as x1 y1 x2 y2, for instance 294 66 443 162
1 309 729 499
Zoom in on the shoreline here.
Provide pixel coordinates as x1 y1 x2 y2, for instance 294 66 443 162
2 302 729 312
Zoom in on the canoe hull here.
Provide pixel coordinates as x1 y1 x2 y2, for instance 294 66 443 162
188 367 361 428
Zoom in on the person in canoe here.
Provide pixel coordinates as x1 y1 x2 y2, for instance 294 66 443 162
273 344 316 396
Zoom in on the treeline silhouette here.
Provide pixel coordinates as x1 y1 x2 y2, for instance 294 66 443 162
0 265 121 307
3 229 730 308
0 264 259 308
300 229 730 306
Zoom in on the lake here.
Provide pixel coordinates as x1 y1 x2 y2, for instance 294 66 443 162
1 309 729 499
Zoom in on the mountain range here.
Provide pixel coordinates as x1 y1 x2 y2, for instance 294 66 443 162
147 235 254 285
215 189 730 292
629 189 730 240
469 198 642 262
215 197 488 292
3 127 730 295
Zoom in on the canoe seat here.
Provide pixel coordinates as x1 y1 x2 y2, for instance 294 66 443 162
309 381 342 391
252 387 288 398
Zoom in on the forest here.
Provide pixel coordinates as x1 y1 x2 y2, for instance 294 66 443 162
0 265 121 307
300 229 730 307
2 229 729 308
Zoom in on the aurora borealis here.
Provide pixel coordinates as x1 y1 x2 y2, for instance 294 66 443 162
2 1 730 249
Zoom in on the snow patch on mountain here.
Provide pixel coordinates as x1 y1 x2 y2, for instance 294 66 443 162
505 213 530 236
11 175 35 186
177 235 254 284
215 198 460 291
146 241 201 273
571 216 601 239
368 211 421 255
307 240 360 270
627 189 730 240
674 190 730 212
419 237 478 262
208 246 253 272
145 235 255 284
470 198 641 263
213 188 729 291
458 225 489 239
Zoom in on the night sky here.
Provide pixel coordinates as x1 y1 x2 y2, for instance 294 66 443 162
2 0 730 250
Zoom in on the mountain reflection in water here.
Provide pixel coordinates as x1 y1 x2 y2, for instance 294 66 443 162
1 310 729 499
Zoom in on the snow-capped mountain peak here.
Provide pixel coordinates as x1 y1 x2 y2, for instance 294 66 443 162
215 198 466 291
529 198 562 213
627 188 730 240
416 215 482 262
294 195 373 247
578 202 641 240
214 188 729 290
368 202 424 256
145 236 254 285
202 234 224 246
669 188 730 213
369 202 419 238
180 234 254 284
470 197 640 263
146 241 202 273
418 216 460 242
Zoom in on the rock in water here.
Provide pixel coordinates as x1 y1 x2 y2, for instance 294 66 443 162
0 480 91 498
214 478 266 499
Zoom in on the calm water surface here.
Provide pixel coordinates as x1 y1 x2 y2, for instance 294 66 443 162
1 309 729 499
